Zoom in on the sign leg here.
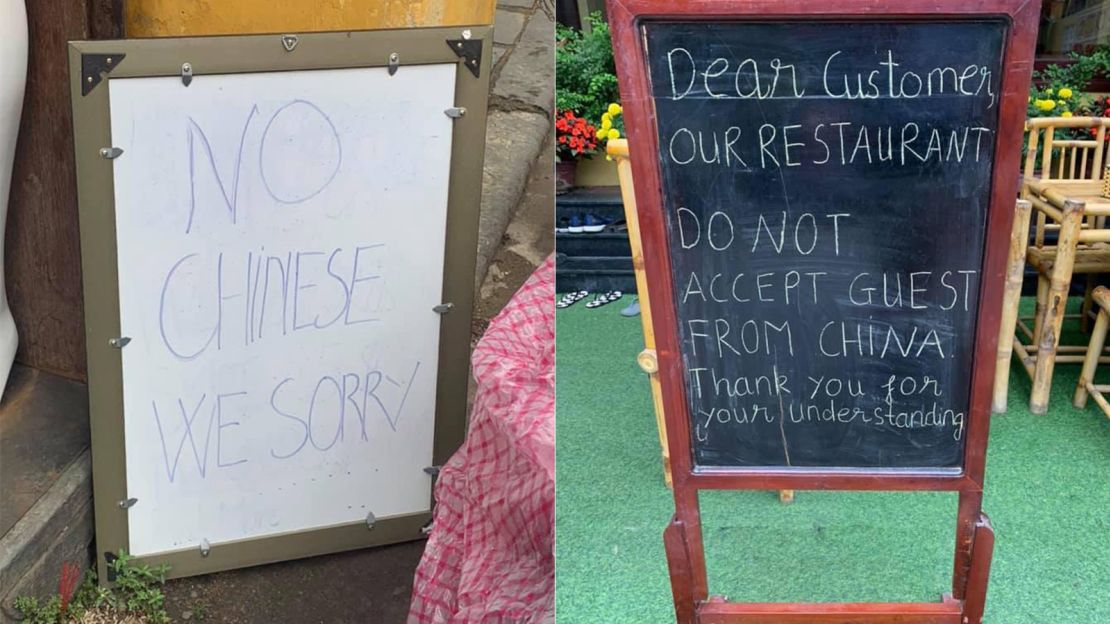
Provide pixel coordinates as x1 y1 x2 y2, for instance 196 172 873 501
664 514 697 624
951 490 982 599
963 514 995 624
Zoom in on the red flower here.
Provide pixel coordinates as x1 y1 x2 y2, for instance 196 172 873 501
555 109 600 159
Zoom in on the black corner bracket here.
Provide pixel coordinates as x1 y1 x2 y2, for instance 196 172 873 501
446 38 482 78
81 52 125 96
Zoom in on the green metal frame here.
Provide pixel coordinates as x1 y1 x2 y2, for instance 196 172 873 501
68 25 492 582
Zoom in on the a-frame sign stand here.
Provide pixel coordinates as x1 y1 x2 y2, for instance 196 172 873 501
607 0 1038 622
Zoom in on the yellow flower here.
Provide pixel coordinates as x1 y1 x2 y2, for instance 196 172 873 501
1039 99 1056 111
607 128 620 140
1059 87 1073 99
608 103 622 116
1046 88 1054 96
1063 111 1074 118
601 112 612 124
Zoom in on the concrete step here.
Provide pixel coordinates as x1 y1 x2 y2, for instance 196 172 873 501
0 366 93 623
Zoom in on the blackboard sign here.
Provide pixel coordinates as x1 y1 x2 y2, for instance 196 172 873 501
645 21 1006 470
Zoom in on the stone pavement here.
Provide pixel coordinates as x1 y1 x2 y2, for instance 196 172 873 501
475 0 554 289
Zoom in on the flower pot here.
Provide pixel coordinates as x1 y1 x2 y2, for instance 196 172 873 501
556 160 577 194
575 155 620 187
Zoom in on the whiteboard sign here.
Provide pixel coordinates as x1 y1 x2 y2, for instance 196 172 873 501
105 64 456 557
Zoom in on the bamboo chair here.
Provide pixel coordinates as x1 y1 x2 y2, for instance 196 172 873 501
995 117 1110 414
1073 285 1110 420
608 138 793 504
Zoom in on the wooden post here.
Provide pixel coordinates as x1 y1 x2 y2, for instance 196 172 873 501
1031 199 1085 414
664 515 698 624
993 199 1032 413
962 515 996 624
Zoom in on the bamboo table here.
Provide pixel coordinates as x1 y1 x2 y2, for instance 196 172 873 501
996 178 1110 414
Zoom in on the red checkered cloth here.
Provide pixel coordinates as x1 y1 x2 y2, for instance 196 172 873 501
408 255 555 624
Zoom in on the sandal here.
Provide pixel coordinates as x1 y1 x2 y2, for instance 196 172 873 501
586 291 622 309
557 290 589 308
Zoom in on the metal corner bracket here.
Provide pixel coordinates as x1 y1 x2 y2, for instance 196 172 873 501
445 38 482 78
81 53 125 96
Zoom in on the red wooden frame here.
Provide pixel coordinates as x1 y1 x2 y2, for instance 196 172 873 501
606 0 1038 621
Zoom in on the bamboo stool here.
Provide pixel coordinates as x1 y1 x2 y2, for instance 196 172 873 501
995 117 1110 415
1074 285 1110 418
608 139 793 504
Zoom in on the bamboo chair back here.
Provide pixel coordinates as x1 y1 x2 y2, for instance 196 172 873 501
1024 116 1110 182
1024 117 1110 249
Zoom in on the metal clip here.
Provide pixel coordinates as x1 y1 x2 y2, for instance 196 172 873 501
117 497 138 509
433 303 454 315
108 336 131 349
99 147 123 159
388 53 399 76
423 466 441 477
366 511 376 530
281 34 299 52
181 62 193 87
199 539 210 557
444 107 466 119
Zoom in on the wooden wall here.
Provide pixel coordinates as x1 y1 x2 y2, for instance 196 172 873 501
124 0 495 36
5 0 121 381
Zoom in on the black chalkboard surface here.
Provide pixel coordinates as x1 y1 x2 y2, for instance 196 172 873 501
645 21 1006 469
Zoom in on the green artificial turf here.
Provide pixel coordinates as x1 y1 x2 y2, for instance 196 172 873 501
555 298 1110 623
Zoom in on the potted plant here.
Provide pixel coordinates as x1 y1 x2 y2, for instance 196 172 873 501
1025 47 1110 175
555 110 598 193
556 12 620 191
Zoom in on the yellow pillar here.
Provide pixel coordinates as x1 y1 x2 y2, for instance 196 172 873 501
125 0 495 37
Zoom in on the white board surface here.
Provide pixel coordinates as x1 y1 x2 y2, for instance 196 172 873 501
107 64 457 557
